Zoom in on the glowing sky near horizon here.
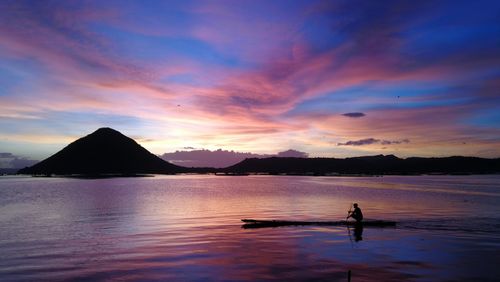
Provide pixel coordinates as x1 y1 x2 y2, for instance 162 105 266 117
1 0 500 162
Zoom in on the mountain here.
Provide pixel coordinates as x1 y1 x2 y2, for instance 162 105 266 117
225 155 500 175
18 128 183 175
16 129 500 176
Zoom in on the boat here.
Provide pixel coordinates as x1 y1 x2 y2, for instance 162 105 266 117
241 219 396 229
215 172 250 176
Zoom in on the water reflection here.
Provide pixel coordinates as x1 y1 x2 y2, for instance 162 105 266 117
0 175 499 281
351 224 364 242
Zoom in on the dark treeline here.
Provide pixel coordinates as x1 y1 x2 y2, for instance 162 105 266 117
224 155 500 175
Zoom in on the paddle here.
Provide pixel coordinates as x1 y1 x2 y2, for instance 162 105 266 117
347 203 352 221
346 203 354 248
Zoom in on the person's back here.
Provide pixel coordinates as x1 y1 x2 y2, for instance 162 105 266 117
349 203 363 222
353 206 363 221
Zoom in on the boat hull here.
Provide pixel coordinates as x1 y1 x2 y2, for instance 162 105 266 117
241 219 396 229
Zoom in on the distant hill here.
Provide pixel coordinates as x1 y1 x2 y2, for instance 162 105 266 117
18 128 183 175
0 168 19 175
225 155 500 175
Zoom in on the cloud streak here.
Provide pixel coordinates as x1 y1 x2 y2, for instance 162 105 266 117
337 138 409 146
342 112 366 118
337 138 380 146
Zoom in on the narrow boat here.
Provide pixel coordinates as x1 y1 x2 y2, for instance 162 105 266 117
241 219 396 229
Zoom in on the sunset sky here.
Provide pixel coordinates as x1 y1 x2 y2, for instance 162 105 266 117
1 0 499 166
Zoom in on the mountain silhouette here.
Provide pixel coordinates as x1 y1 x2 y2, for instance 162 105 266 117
225 155 500 175
18 128 182 175
16 128 500 176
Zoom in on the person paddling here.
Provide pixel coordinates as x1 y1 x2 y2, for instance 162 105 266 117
347 203 363 222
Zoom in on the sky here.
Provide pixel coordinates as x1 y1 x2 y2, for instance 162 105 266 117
1 0 500 167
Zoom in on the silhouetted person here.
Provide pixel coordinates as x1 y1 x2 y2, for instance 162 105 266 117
347 203 363 222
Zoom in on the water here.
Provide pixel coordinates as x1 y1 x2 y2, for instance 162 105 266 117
0 175 499 281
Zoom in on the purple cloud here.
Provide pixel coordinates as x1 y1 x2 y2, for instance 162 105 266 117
0 152 38 168
160 149 270 168
337 138 380 146
380 139 410 145
160 149 308 168
342 112 366 118
0 153 15 158
338 138 410 146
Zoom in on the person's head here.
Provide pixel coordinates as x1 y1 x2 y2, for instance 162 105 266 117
353 203 358 208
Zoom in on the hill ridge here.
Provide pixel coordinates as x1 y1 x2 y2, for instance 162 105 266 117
224 155 500 175
18 128 182 175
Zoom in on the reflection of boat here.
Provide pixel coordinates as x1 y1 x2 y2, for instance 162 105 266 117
241 219 396 229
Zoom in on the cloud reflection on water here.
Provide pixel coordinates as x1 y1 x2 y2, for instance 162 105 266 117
0 175 499 281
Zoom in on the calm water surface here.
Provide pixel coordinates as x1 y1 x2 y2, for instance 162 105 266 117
0 175 499 281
